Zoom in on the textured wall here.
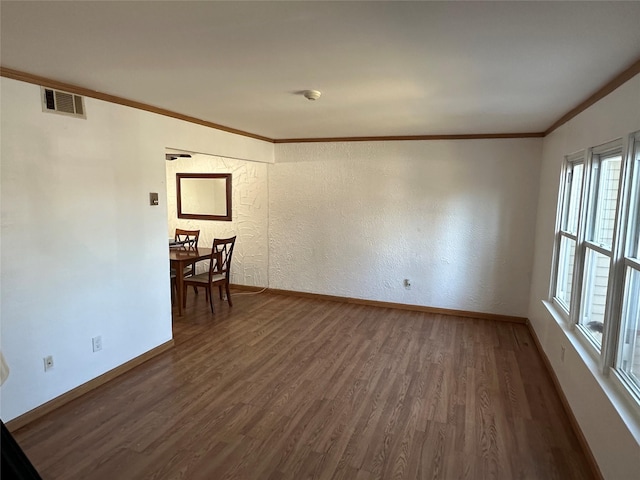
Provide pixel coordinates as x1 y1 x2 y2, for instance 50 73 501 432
166 154 268 287
271 139 542 317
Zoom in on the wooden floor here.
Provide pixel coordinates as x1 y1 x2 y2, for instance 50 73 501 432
12 290 594 480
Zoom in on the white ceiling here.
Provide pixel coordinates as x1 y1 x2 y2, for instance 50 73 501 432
2 1 640 140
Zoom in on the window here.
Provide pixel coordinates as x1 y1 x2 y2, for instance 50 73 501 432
554 156 584 312
578 149 622 350
552 132 640 403
616 132 640 398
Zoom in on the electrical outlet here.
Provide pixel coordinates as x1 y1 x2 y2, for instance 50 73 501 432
92 336 102 352
403 278 411 290
43 355 54 371
561 345 566 362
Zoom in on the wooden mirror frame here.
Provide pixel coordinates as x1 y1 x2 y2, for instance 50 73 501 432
176 173 232 221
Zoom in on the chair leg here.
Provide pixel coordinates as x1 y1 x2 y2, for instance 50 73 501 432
219 286 223 300
225 283 232 307
188 263 198 295
208 285 215 314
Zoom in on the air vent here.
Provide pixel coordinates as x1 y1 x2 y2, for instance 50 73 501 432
41 87 86 118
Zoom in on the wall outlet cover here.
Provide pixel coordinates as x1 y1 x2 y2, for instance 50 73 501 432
44 355 54 371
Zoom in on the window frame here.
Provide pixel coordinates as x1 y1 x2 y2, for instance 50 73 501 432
551 132 640 405
612 131 640 401
577 142 624 358
551 151 586 317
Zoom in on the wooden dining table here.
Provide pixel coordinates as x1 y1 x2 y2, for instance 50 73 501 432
170 246 212 316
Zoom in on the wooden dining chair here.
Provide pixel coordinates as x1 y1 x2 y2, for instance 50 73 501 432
175 227 199 251
173 228 200 275
170 228 200 298
183 236 236 313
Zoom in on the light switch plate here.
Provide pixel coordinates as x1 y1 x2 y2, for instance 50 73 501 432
150 192 159 206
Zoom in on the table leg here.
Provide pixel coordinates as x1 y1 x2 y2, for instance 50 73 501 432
175 264 185 317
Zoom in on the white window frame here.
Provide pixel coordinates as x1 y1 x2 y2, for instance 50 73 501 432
551 151 586 317
578 141 624 359
551 132 640 406
613 131 640 401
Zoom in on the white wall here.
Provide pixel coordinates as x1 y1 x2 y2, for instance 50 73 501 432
166 154 269 287
0 78 273 421
271 139 542 317
528 74 640 480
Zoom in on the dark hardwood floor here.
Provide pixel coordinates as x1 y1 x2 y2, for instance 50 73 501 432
12 290 594 479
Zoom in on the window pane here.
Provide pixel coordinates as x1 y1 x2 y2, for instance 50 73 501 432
591 156 622 248
556 236 576 310
564 163 584 234
618 267 640 393
579 248 611 349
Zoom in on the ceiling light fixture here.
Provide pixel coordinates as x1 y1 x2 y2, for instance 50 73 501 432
165 153 192 161
302 90 321 101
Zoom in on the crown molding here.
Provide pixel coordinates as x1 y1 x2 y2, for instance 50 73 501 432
274 132 545 143
0 67 273 143
544 56 640 136
0 66 542 142
3 60 638 143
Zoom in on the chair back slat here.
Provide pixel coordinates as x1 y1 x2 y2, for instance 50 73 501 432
209 236 236 279
175 229 200 249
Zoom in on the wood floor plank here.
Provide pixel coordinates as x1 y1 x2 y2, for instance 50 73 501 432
11 291 595 480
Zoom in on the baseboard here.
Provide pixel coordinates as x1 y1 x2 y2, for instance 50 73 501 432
230 284 267 292
265 287 527 324
526 322 604 480
6 340 174 432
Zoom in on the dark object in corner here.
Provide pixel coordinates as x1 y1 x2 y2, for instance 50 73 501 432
1 419 42 479
586 321 604 333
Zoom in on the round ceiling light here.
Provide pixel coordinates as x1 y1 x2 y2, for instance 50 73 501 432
302 90 322 101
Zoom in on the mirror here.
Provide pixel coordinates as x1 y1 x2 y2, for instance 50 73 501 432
176 173 232 221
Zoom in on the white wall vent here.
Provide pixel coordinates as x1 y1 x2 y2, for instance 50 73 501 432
41 87 86 118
